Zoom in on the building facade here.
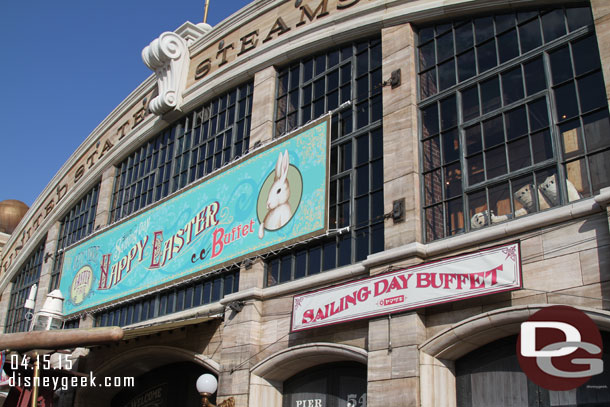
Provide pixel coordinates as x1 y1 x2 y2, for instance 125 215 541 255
1 0 610 406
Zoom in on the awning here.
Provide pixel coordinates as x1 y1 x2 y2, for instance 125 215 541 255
121 314 221 341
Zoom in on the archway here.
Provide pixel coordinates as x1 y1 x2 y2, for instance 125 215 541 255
74 346 219 407
250 342 368 407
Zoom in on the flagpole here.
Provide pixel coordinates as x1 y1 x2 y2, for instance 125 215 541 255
204 0 211 24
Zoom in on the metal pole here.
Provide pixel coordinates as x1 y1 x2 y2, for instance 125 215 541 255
203 0 211 24
31 352 39 407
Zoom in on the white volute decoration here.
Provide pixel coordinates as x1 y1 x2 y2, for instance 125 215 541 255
142 32 189 115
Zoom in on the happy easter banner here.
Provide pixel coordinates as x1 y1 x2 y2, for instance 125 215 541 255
59 117 330 315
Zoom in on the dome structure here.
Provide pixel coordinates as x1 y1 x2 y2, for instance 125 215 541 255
0 200 29 235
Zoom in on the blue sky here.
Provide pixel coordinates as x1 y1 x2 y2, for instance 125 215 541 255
0 0 251 206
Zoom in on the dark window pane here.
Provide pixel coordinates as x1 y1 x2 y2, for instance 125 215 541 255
554 82 579 121
438 59 456 90
498 29 519 63
462 85 479 122
475 17 494 43
457 49 476 82
436 23 452 35
437 31 455 61
567 7 593 31
419 27 434 43
506 106 528 140
371 159 383 190
356 165 369 195
446 198 464 235
280 256 292 283
443 129 460 163
532 129 554 163
445 163 462 198
542 9 566 42
423 136 441 171
422 104 439 137
508 137 531 171
529 98 549 130
295 250 307 279
502 67 524 105
518 11 537 23
420 69 438 99
572 35 601 76
309 247 321 275
589 150 610 193
583 110 610 152
489 182 511 218
578 72 608 113
356 134 369 165
455 23 474 53
468 153 485 185
440 95 457 130
302 59 313 82
524 57 546 95
371 190 384 219
519 19 542 52
485 146 507 178
424 170 442 205
425 204 444 241
495 13 516 33
465 124 482 155
549 46 573 85
480 76 501 113
355 229 369 262
477 40 497 73
419 42 435 70
483 116 504 147
267 260 279 286
356 195 369 224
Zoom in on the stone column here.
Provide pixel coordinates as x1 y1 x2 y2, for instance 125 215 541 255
93 166 118 231
34 221 62 311
215 63 277 406
367 312 426 407
381 23 421 250
217 297 263 407
249 66 278 147
591 1 610 106
0 282 13 332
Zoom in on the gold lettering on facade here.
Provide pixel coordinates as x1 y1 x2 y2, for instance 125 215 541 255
263 17 291 43
297 0 329 27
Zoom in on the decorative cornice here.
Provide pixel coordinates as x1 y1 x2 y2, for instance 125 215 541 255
142 32 190 115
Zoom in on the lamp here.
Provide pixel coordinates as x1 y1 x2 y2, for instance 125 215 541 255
196 374 235 407
31 289 65 331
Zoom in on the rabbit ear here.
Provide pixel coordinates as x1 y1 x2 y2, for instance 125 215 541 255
280 150 289 182
275 151 284 180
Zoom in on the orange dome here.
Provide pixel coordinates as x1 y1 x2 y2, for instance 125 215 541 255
0 200 29 235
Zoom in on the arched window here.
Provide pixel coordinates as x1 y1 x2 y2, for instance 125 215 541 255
283 363 367 407
456 334 610 407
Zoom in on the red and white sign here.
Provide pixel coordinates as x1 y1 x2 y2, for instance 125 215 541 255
291 243 522 332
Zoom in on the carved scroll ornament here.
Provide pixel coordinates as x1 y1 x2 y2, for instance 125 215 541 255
142 32 189 115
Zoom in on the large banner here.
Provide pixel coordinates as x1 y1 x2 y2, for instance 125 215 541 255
60 118 330 315
291 243 522 332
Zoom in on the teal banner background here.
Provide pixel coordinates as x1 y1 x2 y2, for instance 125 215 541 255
59 119 329 315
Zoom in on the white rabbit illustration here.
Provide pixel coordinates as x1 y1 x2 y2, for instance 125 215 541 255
259 150 292 239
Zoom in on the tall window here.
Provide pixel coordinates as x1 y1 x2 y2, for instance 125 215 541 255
95 268 239 327
418 6 610 241
267 38 384 286
110 83 253 223
5 238 46 333
50 184 100 290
